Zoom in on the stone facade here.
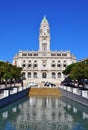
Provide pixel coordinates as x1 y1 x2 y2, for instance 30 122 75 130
13 16 76 84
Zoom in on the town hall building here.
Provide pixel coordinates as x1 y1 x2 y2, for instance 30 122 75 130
13 16 76 84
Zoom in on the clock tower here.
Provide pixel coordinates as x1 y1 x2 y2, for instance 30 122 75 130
39 16 50 52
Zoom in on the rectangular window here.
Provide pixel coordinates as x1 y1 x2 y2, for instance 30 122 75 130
22 53 27 56
57 53 61 56
33 53 38 56
62 53 67 56
28 53 32 56
51 53 56 56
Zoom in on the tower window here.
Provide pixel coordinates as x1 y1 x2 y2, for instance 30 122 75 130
40 29 42 33
42 43 47 52
47 29 49 33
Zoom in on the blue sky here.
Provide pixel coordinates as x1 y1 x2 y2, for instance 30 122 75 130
0 0 88 63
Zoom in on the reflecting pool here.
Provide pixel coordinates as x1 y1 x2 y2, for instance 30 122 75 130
0 96 88 130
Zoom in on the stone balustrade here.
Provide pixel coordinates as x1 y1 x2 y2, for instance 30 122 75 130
59 85 88 99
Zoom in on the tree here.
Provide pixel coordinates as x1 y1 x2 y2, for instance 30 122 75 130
63 63 77 76
63 60 88 88
0 61 22 87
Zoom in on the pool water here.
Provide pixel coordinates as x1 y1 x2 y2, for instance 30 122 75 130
0 96 88 130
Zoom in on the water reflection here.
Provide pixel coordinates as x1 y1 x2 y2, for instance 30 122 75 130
0 96 88 130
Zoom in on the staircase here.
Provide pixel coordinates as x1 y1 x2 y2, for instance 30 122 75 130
29 88 61 96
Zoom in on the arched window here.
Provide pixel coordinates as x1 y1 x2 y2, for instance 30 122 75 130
22 64 26 68
42 72 47 78
58 72 61 78
22 72 26 79
57 64 61 67
52 60 55 63
33 72 37 78
28 64 31 68
33 64 37 68
52 72 56 78
23 60 25 62
28 72 31 78
34 60 37 62
51 64 56 67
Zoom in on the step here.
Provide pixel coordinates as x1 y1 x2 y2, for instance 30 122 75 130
29 88 61 96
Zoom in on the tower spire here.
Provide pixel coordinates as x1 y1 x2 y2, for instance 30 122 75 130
39 16 50 52
44 14 46 19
